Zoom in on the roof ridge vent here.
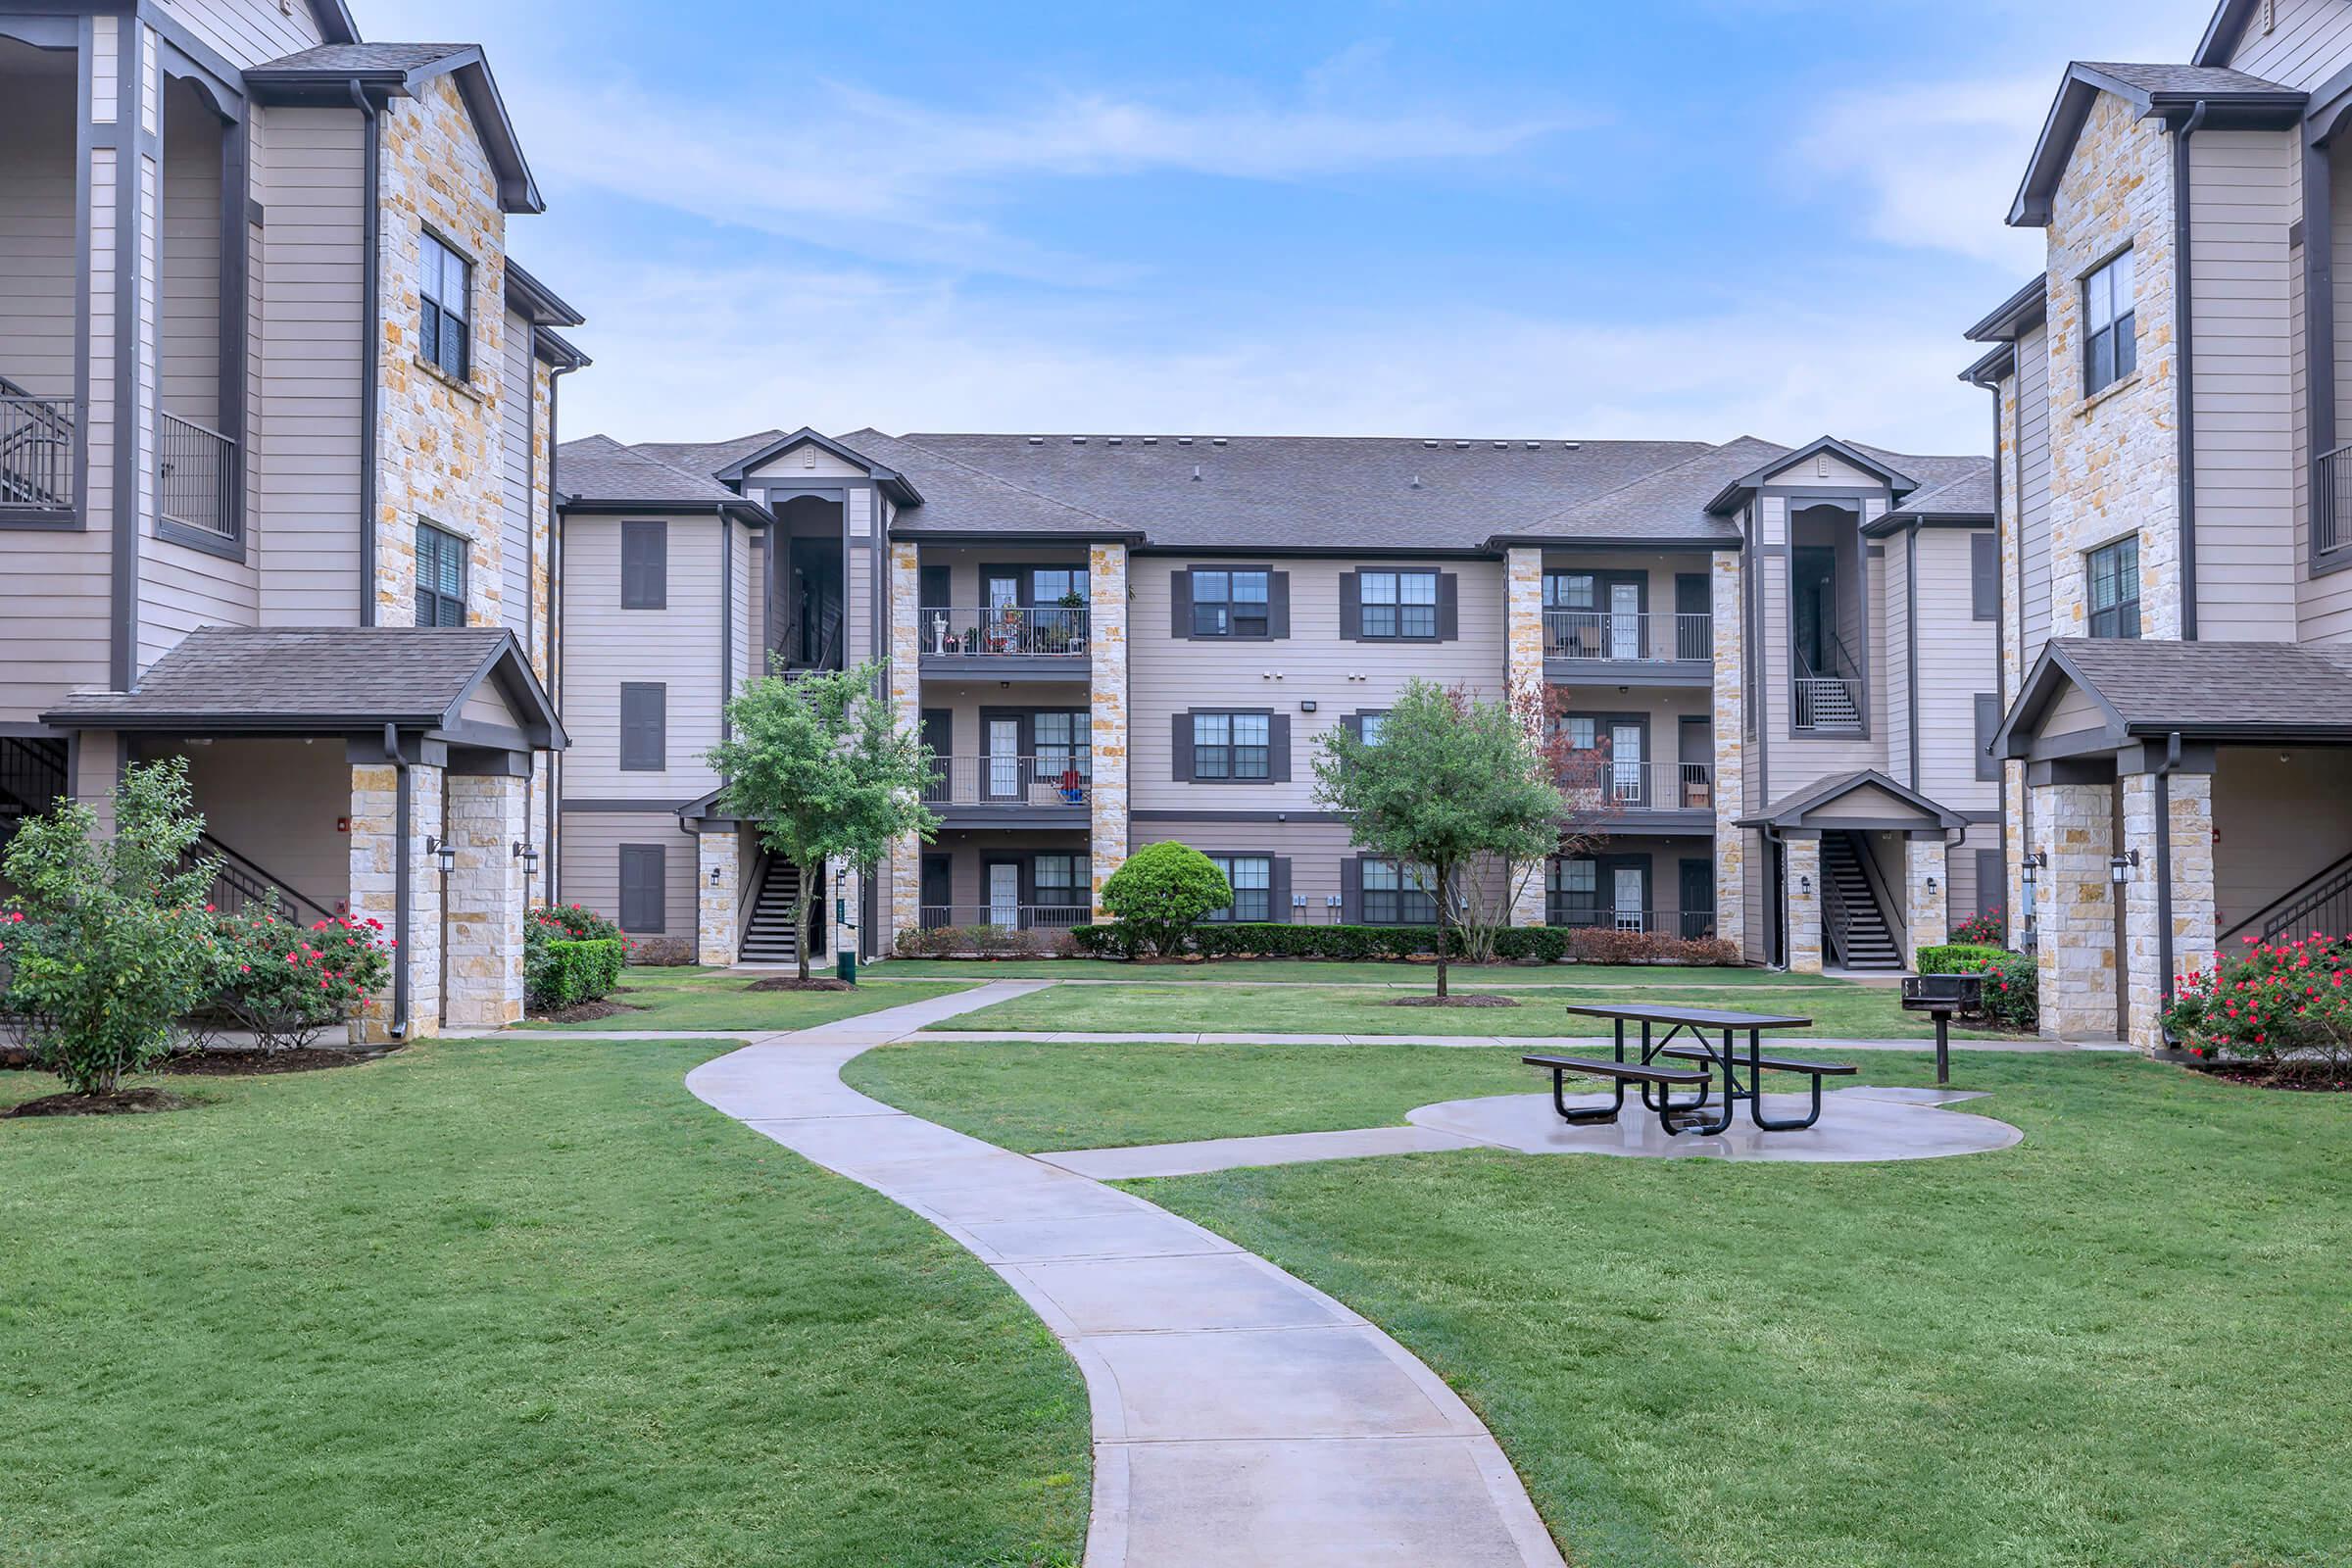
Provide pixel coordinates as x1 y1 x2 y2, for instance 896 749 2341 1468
1107 436 1123 446
1177 437 1195 446
1071 436 1086 444
1422 439 1438 449
1493 441 1507 450
1454 440 1469 450
1211 437 1228 446
1027 436 1044 445
1142 436 1157 445
1525 441 1541 450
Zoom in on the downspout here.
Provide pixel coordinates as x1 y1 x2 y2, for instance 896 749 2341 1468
1904 524 1920 789
1760 821 1790 972
2173 100 2210 640
385 723 412 1038
718 505 733 742
542 360 579 906
352 82 380 626
2153 731 2184 1019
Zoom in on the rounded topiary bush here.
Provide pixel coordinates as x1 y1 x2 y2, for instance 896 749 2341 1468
1099 843 1233 957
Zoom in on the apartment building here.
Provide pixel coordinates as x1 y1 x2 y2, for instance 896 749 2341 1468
0 0 581 1037
556 428 2001 975
1964 0 2352 1048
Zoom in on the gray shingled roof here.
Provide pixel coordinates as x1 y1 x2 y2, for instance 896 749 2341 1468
2047 638 2352 733
630 430 792 476
247 42 473 75
2077 61 2297 97
558 434 766 517
41 627 554 733
1878 465 1995 523
1521 438 1784 542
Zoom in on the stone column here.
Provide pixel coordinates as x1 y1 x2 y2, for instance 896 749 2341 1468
347 761 399 1041
1905 834 1949 968
444 769 526 1028
1089 542 1130 916
2121 768 2217 1053
1504 547 1546 926
2004 759 2030 947
698 829 738 968
888 541 923 953
348 758 444 1040
825 858 856 963
1787 835 1823 974
1709 551 1745 953
2032 780 2117 1041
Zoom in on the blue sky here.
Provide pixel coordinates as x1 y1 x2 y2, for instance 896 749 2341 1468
369 0 2218 456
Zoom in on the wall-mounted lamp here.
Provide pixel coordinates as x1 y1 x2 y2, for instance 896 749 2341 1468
710 862 724 886
1799 874 1812 897
2109 849 2141 886
1299 699 1318 712
512 840 539 872
424 835 456 877
2020 850 2047 888
1925 874 1938 899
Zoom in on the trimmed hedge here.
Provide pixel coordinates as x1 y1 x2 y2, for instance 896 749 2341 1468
1916 944 2007 975
528 936 625 1010
893 924 1077 959
1069 922 1740 966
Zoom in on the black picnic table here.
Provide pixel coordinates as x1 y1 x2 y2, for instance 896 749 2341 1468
1527 1003 1847 1137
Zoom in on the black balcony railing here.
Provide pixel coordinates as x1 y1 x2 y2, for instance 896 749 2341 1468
2319 441 2352 561
923 755 1092 808
159 411 238 542
0 387 74 514
920 605 1090 658
1542 611 1711 663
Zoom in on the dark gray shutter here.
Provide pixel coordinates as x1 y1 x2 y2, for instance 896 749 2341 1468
1977 849 2005 920
920 708 952 756
1436 572 1460 640
621 521 667 609
1974 693 2001 780
620 682 666 771
1340 858 1362 923
1339 572 1361 640
919 564 950 612
1269 858 1293 923
1172 570 1193 638
1971 532 1998 621
1172 711 1194 781
1269 712 1291 782
1267 572 1291 639
1343 713 1362 741
618 844 665 933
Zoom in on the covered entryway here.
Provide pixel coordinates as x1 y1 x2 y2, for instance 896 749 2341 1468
1740 770 1965 974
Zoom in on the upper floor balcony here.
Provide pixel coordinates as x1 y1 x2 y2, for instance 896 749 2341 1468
1559 760 1716 831
1541 610 1712 684
919 604 1092 675
0 381 74 522
922 752 1093 826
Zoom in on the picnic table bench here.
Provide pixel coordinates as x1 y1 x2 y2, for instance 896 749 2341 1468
1539 1003 1840 1136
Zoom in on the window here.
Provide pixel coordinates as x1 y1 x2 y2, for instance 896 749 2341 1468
2083 249 2135 397
621 521 667 609
1360 570 1438 639
620 682 666 771
416 521 466 626
1558 714 1597 751
1357 711 1387 746
1542 571 1594 611
1033 854 1087 912
1190 568 1270 637
618 844 665 933
1546 858 1597 925
418 231 471 381
1033 710 1090 780
1203 855 1273 923
1362 858 1438 925
1194 711 1270 780
1971 532 1999 622
1030 567 1084 606
2086 535 2140 639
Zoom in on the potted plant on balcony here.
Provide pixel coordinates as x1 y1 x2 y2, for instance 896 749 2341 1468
960 623 982 656
991 608 1023 653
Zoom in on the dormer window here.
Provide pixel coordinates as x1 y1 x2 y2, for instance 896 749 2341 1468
2083 249 2135 397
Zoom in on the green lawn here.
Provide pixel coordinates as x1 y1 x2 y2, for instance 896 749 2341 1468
874 956 1849 987
851 1042 2352 1566
520 965 973 1031
0 1039 1088 1568
844 1038 1554 1152
920 978 1998 1040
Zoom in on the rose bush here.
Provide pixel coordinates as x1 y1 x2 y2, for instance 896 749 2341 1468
1950 907 2006 948
2161 932 2352 1084
204 911 394 1050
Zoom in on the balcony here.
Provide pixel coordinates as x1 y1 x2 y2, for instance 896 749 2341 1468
158 412 239 549
1793 676 1865 733
916 902 1093 934
923 754 1093 825
918 605 1091 680
1559 761 1714 828
1544 904 1718 941
1542 611 1712 685
0 385 74 520
2319 441 2352 563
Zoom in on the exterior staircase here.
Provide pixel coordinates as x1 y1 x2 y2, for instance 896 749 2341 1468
1822 832 1901 970
0 734 67 857
740 858 817 964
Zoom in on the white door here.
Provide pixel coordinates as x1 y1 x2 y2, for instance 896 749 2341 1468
1609 581 1642 660
1611 721 1642 803
1614 866 1645 932
987 862 1020 927
987 718 1021 798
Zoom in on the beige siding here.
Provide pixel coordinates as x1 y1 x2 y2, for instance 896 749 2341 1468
159 75 221 427
2017 320 2055 668
562 514 726 799
155 0 324 71
2042 681 2107 736
1128 556 1507 814
743 532 766 683
142 535 259 667
255 103 366 625
847 538 876 665
498 307 534 631
1912 528 2000 811
1741 830 1769 963
1885 533 1911 787
0 65 77 396
2189 129 2300 641
2212 746 2352 933
925 830 1094 911
560 809 697 941
747 443 866 480
1762 450 1883 488
151 737 351 909
729 518 754 698
2226 0 2352 89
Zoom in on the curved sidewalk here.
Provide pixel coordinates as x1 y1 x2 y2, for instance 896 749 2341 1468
683 981 1565 1568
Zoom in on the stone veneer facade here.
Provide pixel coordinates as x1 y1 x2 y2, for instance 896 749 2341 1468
1088 544 1130 914
1786 836 1823 974
2032 780 2119 1039
2044 89 2181 645
698 830 736 968
1710 551 1746 953
373 73 510 628
1904 836 1949 967
2122 769 2216 1052
1504 548 1546 926
348 760 444 1041
444 770 525 1028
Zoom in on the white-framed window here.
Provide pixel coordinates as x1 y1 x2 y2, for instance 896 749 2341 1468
1194 711 1270 779
419 231 471 381
1203 855 1273 922
2083 249 2135 397
1362 858 1438 924
1360 570 1438 639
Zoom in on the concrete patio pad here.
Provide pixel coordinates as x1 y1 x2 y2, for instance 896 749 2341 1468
1407 1087 2021 1162
1039 1123 1487 1180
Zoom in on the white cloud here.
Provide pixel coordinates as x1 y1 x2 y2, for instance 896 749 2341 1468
1793 74 2052 267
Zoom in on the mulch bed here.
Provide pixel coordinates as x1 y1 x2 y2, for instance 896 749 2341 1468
163 1049 386 1077
2191 1063 2352 1093
532 1000 647 1024
8 1087 193 1118
744 977 857 993
1386 994 1523 1008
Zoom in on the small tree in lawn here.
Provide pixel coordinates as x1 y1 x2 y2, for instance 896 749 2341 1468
1314 679 1567 998
1100 842 1232 958
707 660 939 982
1 757 220 1097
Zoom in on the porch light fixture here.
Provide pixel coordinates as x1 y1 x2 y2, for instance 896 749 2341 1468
1926 875 1938 899
2020 850 2047 888
512 840 539 872
2109 849 2140 886
1800 874 1812 897
425 836 457 877
710 863 724 886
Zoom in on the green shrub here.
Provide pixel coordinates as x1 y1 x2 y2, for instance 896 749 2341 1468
538 903 624 944
1099 844 1232 957
891 924 1075 959
205 911 393 1050
2162 934 2352 1081
1917 944 2008 975
527 933 624 1010
1066 921 1740 966
1563 926 1741 966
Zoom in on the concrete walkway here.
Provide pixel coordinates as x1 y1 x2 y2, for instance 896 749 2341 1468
682 982 1565 1568
914 1026 2085 1052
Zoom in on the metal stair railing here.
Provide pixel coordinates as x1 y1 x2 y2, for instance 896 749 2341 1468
178 832 337 926
2218 850 2352 948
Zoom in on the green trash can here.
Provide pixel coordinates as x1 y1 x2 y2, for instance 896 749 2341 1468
836 947 857 985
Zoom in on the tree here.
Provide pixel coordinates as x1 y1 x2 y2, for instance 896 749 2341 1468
1313 679 1567 998
1100 842 1232 957
1 758 220 1096
707 661 939 981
